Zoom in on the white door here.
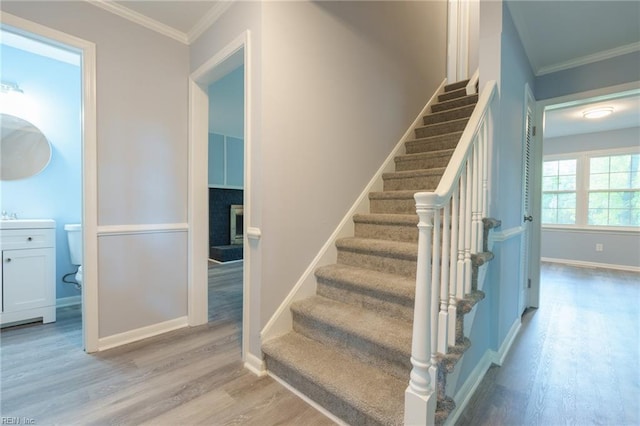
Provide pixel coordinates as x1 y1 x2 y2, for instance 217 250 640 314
519 85 536 315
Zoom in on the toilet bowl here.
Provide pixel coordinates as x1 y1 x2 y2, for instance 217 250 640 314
64 224 83 286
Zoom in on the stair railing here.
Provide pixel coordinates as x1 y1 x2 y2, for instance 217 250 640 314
404 80 497 425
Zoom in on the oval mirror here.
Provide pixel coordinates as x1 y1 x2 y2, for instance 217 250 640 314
1 113 52 180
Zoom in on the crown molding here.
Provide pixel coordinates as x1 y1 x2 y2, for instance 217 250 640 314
87 0 189 45
536 42 640 76
187 0 235 44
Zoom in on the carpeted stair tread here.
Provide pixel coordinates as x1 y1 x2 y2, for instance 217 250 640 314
353 213 418 226
394 148 455 172
423 104 476 125
431 94 478 113
291 296 412 365
368 190 423 215
405 132 463 154
315 263 416 321
382 168 446 191
438 87 468 102
415 117 470 139
382 167 446 180
262 331 405 425
336 237 417 260
443 79 470 92
353 213 419 243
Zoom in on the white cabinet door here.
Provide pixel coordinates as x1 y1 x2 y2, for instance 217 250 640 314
2 248 54 313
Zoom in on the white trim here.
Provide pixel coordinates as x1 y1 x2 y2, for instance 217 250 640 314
208 258 243 265
494 317 521 366
466 68 479 95
189 30 253 365
260 79 448 343
541 257 640 273
268 372 349 426
537 42 640 76
209 185 244 190
542 225 640 235
1 12 100 354
246 227 261 240
445 351 494 426
87 0 188 44
187 1 235 44
244 352 267 377
446 318 521 426
57 296 81 308
96 223 188 236
489 225 524 242
98 316 189 351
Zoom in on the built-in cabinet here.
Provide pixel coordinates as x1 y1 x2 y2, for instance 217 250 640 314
208 133 244 189
1 220 56 326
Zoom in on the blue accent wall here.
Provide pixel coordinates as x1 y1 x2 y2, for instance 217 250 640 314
0 44 82 300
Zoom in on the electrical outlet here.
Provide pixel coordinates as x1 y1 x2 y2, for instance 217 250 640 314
596 243 604 252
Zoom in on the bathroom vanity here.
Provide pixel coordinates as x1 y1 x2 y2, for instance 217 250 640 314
1 219 56 326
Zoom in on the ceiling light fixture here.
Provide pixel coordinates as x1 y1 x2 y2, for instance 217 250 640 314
583 107 614 119
0 81 24 94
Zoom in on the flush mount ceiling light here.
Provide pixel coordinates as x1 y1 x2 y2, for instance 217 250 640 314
0 81 24 94
583 106 614 119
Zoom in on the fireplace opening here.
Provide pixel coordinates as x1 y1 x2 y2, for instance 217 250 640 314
230 204 244 245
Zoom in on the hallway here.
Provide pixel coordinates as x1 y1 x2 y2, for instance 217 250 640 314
456 263 640 425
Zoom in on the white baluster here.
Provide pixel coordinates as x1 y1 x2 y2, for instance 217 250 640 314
464 159 473 295
405 201 437 425
448 186 459 348
456 171 467 300
438 204 449 354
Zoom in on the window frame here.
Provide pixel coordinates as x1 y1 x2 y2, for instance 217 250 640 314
542 146 640 232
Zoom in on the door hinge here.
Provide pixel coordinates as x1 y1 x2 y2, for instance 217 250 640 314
532 126 537 137
527 278 531 288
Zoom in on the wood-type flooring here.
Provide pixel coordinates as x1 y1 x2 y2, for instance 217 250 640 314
0 261 333 425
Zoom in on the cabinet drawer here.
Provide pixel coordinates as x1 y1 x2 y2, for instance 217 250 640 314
1 229 54 250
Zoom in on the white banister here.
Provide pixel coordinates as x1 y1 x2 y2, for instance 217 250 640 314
405 79 497 425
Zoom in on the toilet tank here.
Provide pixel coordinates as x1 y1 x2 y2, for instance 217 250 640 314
64 223 82 265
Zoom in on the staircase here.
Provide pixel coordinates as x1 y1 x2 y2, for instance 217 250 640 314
262 80 493 425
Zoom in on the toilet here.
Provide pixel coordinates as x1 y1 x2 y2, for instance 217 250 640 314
64 224 83 286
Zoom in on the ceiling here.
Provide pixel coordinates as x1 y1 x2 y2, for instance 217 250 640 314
93 1 640 137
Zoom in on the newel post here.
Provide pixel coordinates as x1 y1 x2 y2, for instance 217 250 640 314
405 195 438 425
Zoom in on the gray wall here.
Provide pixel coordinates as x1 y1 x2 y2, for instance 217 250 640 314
2 1 190 338
535 51 640 101
191 0 448 358
542 127 640 269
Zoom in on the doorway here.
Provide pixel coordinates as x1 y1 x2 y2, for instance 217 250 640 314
188 31 251 362
0 13 98 351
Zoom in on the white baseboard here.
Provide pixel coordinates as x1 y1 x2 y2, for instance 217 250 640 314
541 257 640 273
244 352 266 377
56 296 81 308
268 371 348 426
98 316 189 351
446 317 522 425
445 351 494 426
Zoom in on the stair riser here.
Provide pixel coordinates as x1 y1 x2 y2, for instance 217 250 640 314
423 104 475 125
354 222 418 243
316 279 414 322
405 132 462 155
438 88 467 102
395 154 453 172
369 198 416 215
337 249 416 278
292 311 411 381
431 95 478 113
383 174 441 191
415 119 468 139
444 80 469 92
264 356 384 426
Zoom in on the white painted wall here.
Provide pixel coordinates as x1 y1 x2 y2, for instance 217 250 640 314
542 127 640 269
1 1 190 339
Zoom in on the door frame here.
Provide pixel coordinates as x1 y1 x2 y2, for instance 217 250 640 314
1 13 99 351
529 80 640 308
188 31 252 362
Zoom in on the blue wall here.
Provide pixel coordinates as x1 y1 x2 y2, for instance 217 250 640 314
536 51 640 101
208 65 244 138
0 44 82 300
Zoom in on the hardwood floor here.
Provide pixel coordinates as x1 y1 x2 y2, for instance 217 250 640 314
456 262 640 426
0 261 333 425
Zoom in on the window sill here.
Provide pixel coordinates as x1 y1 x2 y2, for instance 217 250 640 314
542 225 640 235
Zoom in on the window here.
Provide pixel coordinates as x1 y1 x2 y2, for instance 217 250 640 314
542 150 640 228
588 154 640 226
542 159 577 224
